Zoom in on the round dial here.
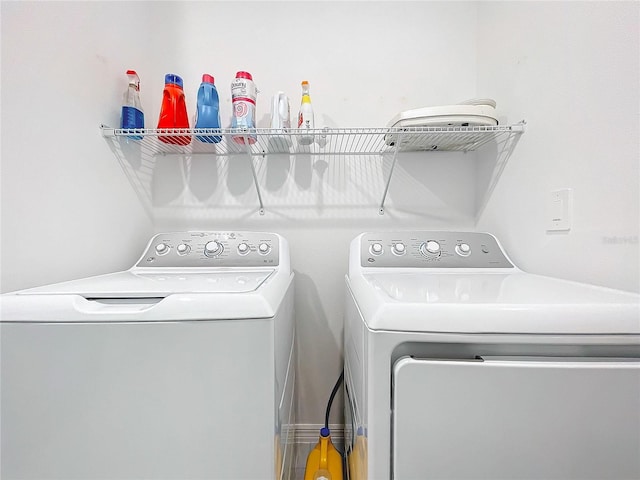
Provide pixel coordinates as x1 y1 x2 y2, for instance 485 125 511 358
176 243 191 255
370 243 383 255
392 243 406 255
420 240 441 257
455 243 471 257
155 243 170 256
204 240 223 257
237 242 250 255
258 243 271 255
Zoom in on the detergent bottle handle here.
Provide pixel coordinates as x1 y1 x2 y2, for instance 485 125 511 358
319 435 329 470
172 90 179 125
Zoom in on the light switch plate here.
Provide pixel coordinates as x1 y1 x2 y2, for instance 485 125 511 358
547 188 572 231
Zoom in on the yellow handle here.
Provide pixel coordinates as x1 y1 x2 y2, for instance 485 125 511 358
320 435 329 469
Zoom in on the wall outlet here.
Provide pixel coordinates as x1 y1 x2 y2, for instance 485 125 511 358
547 188 572 232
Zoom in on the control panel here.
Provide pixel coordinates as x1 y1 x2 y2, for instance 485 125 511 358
136 232 279 268
360 231 513 268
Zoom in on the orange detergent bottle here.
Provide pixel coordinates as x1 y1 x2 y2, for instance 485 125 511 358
157 73 191 145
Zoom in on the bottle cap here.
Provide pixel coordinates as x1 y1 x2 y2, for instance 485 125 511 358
320 427 330 438
301 80 309 86
165 74 183 88
236 71 253 80
126 70 140 90
202 74 215 84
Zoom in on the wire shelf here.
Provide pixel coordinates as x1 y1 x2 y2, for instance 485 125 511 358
100 124 525 156
100 122 525 215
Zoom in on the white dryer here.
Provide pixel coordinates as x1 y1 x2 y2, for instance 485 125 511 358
344 231 640 480
1 231 296 480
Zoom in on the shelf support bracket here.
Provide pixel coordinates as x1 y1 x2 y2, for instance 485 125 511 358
243 136 265 215
379 141 401 215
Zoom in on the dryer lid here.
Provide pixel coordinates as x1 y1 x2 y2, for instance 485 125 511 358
364 272 637 305
14 269 275 298
350 272 640 334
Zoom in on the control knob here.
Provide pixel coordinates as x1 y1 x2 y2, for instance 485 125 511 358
258 243 271 255
420 240 441 257
370 243 384 256
455 243 471 257
155 243 170 256
204 240 223 257
237 242 250 255
176 244 191 255
392 243 406 255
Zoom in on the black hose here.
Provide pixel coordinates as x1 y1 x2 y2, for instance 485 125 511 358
324 369 344 429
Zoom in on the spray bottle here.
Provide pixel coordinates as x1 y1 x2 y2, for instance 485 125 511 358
297 80 314 145
120 70 144 139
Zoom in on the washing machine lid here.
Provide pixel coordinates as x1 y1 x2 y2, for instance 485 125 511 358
349 271 640 335
1 268 294 322
14 269 275 297
2 231 294 323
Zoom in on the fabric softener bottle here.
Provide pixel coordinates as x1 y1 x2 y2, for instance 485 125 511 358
231 71 257 144
157 73 191 145
195 74 222 143
120 70 144 140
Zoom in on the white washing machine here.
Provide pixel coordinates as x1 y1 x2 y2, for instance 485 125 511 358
344 231 640 480
1 231 296 480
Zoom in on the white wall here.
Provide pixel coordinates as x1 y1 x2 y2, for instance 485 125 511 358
476 1 640 293
2 1 638 434
1 2 157 291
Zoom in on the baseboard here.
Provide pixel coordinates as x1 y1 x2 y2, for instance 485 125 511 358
293 423 345 444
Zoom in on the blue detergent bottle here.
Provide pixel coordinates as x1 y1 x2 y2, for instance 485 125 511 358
195 74 222 143
120 70 144 139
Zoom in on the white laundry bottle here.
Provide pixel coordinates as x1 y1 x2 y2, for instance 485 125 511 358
297 80 314 145
269 91 292 152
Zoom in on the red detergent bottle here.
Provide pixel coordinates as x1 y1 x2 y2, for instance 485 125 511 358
157 73 191 145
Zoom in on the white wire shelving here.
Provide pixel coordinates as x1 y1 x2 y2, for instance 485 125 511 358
100 123 526 215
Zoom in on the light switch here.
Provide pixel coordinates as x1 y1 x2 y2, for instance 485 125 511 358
547 188 572 231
